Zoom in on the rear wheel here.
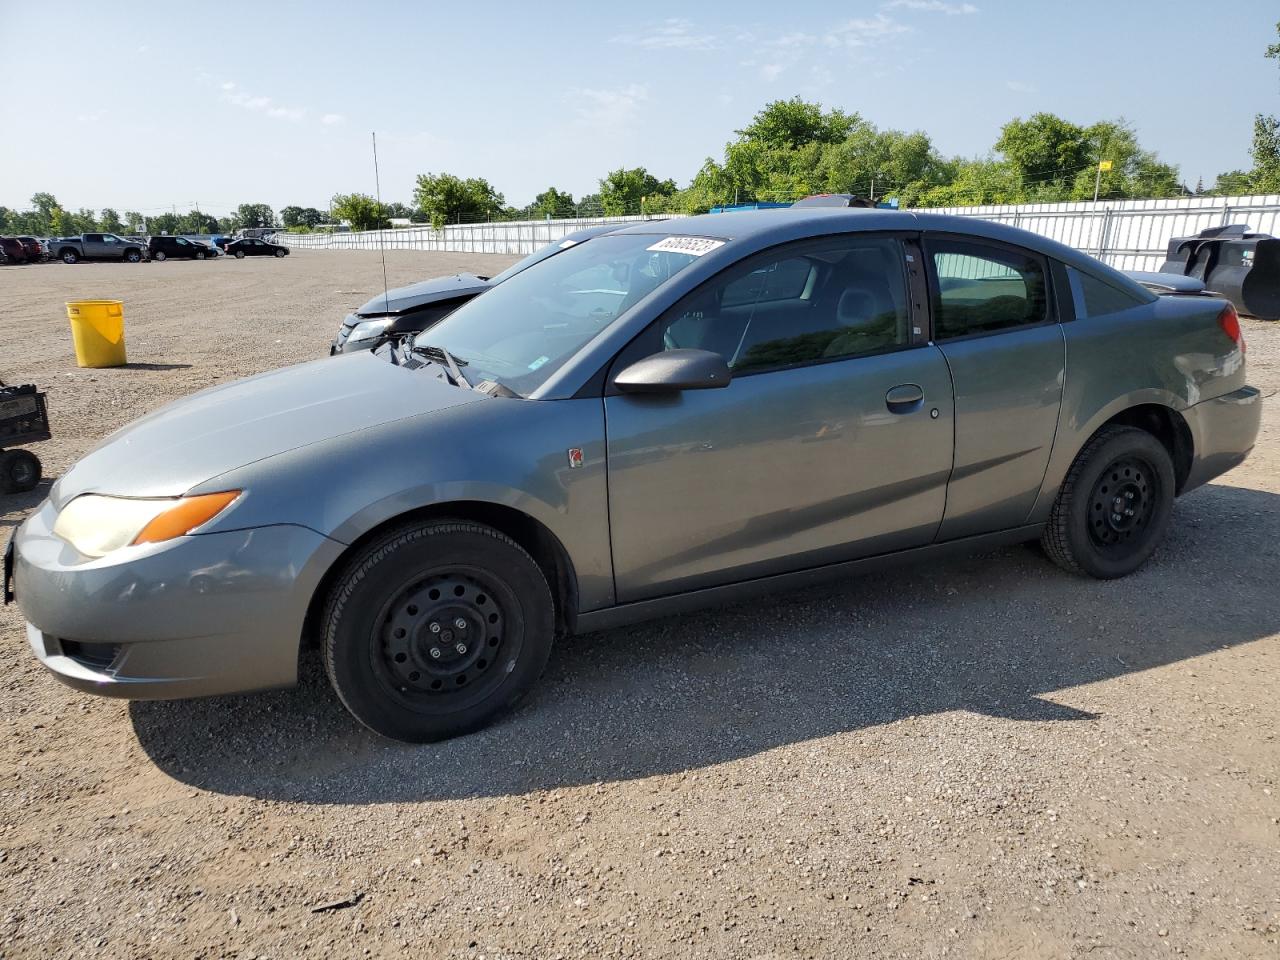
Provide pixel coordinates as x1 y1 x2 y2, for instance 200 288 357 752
322 520 555 742
153 250 166 262
0 449 41 494
1042 425 1175 579
60 249 78 264
234 250 245 259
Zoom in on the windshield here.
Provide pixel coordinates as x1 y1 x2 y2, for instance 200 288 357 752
412 233 710 395
486 240 567 286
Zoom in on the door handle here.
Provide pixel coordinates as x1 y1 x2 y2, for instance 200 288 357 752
885 383 924 414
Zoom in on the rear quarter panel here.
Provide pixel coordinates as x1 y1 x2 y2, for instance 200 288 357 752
1030 295 1242 522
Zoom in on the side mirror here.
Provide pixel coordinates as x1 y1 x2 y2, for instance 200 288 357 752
614 349 732 393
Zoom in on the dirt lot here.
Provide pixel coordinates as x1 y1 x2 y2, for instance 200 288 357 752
1 250 1278 959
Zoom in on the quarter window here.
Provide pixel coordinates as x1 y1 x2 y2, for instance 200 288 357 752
1067 266 1147 318
929 240 1048 339
659 237 911 374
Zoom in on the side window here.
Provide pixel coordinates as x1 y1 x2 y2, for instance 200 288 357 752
659 237 911 374
1067 266 1147 318
928 240 1048 339
103 235 119 244
177 237 189 246
84 234 103 243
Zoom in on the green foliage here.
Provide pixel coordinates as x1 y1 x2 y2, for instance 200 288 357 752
281 205 327 229
330 193 391 231
736 97 859 150
598 168 676 216
413 173 506 229
124 211 145 234
533 187 576 218
235 203 276 229
99 208 125 233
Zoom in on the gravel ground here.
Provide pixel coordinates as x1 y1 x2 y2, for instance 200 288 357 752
1 250 1278 959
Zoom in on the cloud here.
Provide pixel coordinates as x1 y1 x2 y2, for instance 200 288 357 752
886 0 978 13
611 18 718 50
760 63 785 82
136 44 149 53
568 83 649 129
217 79 339 125
1006 79 1037 93
824 14 910 47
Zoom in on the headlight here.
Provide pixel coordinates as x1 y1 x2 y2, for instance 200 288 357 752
52 491 241 558
347 317 396 343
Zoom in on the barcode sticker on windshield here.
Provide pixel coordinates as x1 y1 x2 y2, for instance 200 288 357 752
646 237 725 257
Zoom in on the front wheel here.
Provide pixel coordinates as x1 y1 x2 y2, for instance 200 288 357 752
124 249 142 263
0 449 41 494
274 248 286 258
1042 425 1175 579
322 520 555 742
195 250 206 260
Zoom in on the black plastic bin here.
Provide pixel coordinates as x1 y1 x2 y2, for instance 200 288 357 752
1159 224 1280 320
0 382 50 494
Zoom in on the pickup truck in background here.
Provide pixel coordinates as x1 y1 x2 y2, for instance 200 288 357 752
50 233 149 264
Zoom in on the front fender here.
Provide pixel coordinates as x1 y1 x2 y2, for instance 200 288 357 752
196 395 615 612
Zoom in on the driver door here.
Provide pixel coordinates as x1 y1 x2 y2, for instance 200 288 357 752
604 235 955 602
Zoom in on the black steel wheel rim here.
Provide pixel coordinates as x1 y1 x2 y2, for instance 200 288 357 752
370 567 520 714
1088 455 1158 551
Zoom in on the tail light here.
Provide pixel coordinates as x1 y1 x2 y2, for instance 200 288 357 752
1217 303 1245 355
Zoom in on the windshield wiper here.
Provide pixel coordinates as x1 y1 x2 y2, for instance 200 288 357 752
408 343 471 389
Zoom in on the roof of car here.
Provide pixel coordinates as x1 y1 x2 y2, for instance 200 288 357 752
609 207 1125 278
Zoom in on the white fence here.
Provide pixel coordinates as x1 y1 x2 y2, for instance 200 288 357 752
279 214 678 255
917 194 1280 272
277 196 1280 270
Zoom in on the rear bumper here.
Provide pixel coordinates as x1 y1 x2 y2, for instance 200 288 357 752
1181 385 1262 494
11 498 345 700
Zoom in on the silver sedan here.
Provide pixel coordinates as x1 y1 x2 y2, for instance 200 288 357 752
6 209 1261 742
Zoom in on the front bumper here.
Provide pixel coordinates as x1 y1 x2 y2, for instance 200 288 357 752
1181 385 1263 494
10 498 345 700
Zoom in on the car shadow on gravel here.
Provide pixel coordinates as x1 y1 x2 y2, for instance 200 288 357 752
0 480 52 534
130 483 1280 803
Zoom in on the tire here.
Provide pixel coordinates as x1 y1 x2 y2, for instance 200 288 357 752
195 250 206 260
322 520 555 742
0 449 41 494
60 249 79 264
124 249 142 263
274 248 286 258
234 250 245 259
1041 425 1175 579
153 250 166 262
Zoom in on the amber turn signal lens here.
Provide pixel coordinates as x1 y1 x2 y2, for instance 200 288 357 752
132 491 241 545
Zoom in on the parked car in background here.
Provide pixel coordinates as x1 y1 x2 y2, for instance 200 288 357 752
49 234 148 264
16 237 46 262
148 236 215 261
7 209 1261 743
224 237 288 259
0 237 29 265
331 223 625 353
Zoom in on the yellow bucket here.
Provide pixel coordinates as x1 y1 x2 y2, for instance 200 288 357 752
66 300 127 368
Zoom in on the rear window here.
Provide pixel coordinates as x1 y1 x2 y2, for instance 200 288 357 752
1067 267 1149 318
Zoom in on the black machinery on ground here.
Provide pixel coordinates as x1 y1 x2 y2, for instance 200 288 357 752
0 381 50 494
1159 224 1280 320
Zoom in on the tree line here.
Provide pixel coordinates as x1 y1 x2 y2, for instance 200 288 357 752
5 24 1276 237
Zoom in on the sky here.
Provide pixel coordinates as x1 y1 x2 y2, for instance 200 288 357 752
1 0 1277 219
